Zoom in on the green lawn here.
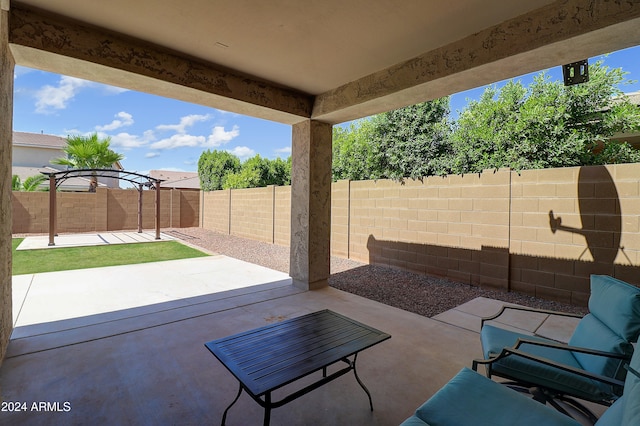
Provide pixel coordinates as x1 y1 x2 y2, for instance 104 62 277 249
12 239 209 275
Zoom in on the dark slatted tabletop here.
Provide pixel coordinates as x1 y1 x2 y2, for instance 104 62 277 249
205 310 391 397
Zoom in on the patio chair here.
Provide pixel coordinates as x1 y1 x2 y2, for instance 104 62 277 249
400 341 640 426
473 275 640 422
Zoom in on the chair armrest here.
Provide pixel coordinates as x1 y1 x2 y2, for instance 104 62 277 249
472 346 626 388
480 305 583 328
513 338 631 360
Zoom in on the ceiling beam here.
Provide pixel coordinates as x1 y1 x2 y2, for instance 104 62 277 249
313 0 640 124
8 5 313 124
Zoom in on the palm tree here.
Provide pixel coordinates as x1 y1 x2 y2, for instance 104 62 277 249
51 133 124 192
12 174 48 191
12 175 21 191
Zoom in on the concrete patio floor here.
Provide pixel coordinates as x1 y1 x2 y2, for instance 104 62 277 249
1 253 595 425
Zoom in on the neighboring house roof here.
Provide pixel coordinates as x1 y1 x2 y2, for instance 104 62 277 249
13 131 67 149
149 170 200 190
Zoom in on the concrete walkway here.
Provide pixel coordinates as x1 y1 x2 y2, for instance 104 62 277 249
16 231 176 250
11 256 292 339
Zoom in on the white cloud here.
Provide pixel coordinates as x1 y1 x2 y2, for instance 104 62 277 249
145 152 160 158
150 134 206 150
150 116 239 150
205 125 240 147
35 76 92 113
96 112 134 131
33 75 128 114
109 130 155 149
227 146 255 159
274 146 292 155
156 114 210 134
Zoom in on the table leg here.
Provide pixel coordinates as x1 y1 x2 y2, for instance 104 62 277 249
263 393 271 426
221 383 243 426
352 353 374 411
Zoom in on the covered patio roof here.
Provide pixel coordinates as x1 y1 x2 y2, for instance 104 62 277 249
7 1 640 124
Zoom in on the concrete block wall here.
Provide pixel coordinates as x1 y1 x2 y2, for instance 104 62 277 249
274 186 291 246
510 164 640 305
229 186 274 243
179 190 200 228
107 189 138 230
331 180 349 258
200 163 640 306
12 188 199 234
201 186 291 245
201 189 230 233
58 192 98 232
12 192 49 233
349 170 511 290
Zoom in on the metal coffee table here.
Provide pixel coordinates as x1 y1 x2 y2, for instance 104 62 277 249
204 309 391 425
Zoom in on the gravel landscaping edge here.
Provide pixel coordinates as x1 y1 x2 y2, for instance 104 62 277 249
167 227 588 317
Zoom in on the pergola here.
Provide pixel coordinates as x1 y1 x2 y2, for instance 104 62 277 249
43 169 163 246
2 1 640 364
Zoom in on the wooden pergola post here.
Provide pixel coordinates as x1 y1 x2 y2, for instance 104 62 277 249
155 180 161 240
48 174 56 246
137 184 143 233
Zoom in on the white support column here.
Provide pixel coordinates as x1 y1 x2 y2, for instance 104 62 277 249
289 120 332 290
0 2 15 364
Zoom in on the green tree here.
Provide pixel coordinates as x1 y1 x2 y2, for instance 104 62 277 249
332 119 378 181
197 150 241 191
223 155 269 189
12 174 48 192
51 133 124 192
267 156 291 186
371 98 452 180
223 155 291 189
448 61 640 174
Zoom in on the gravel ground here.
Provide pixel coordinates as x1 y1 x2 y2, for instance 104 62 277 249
168 227 588 318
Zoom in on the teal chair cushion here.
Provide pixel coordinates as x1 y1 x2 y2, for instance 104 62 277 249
588 275 640 342
399 416 430 426
569 314 632 380
480 324 550 358
481 325 616 401
406 368 580 426
595 397 624 426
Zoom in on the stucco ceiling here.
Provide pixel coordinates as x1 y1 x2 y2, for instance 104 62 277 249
12 0 557 94
7 1 640 124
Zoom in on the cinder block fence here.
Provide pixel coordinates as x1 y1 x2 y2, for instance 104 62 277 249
12 187 199 233
200 164 640 306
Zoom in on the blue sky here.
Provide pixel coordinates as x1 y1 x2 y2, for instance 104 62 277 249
13 46 640 175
